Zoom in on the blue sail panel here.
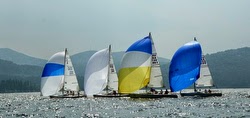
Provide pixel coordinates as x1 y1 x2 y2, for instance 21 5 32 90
42 63 64 77
170 67 200 92
126 36 152 54
169 41 202 92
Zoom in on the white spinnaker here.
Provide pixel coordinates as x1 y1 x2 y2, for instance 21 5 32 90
148 36 163 88
64 50 80 92
196 55 214 87
41 51 65 96
84 48 109 97
108 54 118 91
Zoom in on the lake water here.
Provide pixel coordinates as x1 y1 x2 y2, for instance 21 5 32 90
0 89 249 118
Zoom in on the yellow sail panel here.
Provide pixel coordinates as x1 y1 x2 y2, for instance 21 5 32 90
118 66 151 93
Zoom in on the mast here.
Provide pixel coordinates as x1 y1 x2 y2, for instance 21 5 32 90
106 45 111 94
193 37 198 92
146 32 153 93
194 84 197 92
62 48 67 95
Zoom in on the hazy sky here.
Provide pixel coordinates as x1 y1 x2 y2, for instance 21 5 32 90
0 0 250 59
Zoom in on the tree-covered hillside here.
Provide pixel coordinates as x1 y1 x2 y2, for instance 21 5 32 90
206 47 250 88
0 59 42 92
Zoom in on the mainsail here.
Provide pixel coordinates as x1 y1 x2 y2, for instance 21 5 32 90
84 45 118 97
107 45 119 91
169 41 202 92
118 36 152 94
41 49 79 96
195 55 214 87
63 49 80 92
148 33 163 88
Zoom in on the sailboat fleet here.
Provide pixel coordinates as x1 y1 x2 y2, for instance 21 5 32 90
41 33 222 98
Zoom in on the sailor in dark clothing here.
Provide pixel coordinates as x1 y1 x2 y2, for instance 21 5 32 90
150 88 155 94
208 89 212 93
160 89 163 94
205 89 208 93
164 89 169 94
113 90 117 95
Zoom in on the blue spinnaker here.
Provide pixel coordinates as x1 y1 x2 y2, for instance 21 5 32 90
169 41 202 92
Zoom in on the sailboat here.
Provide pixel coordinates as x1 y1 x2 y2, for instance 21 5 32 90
169 38 222 97
41 48 83 98
181 54 222 97
119 33 177 98
84 45 128 97
187 38 222 97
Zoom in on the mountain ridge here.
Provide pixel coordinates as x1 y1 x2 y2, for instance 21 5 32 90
0 48 47 67
0 47 249 92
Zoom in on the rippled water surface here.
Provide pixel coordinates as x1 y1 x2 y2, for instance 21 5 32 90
0 89 249 117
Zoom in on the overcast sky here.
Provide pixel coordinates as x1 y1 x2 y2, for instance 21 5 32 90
0 0 249 59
